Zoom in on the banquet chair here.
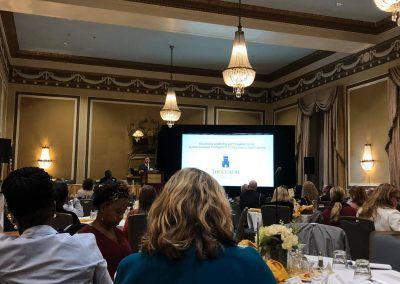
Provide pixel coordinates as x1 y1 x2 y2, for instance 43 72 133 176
230 202 241 231
261 205 291 226
339 216 375 260
235 207 255 243
50 213 73 231
79 199 94 217
370 231 400 271
290 223 350 257
127 214 147 253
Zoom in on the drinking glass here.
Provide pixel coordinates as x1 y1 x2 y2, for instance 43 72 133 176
90 210 97 220
332 250 347 270
353 259 371 281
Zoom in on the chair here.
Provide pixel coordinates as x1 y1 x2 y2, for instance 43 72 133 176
230 202 241 231
339 216 375 260
370 231 400 271
127 214 148 253
79 199 94 217
290 223 350 257
261 205 291 226
51 213 73 231
235 207 255 243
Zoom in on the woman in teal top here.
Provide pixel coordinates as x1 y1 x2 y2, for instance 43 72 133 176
115 168 276 284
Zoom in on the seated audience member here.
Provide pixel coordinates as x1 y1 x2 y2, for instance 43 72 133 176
322 186 356 226
267 186 294 216
79 181 132 280
320 185 333 202
123 184 157 236
300 181 319 205
53 182 82 223
239 180 265 210
241 183 248 193
115 168 276 284
347 186 367 210
358 183 400 231
77 178 95 199
99 170 117 184
0 167 112 283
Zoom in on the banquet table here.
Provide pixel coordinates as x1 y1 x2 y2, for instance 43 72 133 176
247 211 319 231
299 255 400 284
79 217 126 231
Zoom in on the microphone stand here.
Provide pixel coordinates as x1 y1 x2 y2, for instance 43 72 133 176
274 167 281 225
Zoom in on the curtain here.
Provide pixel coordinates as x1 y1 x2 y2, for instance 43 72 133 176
387 67 400 188
296 86 345 187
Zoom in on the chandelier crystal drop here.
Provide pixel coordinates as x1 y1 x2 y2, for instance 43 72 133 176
222 0 256 98
160 45 181 128
374 0 400 25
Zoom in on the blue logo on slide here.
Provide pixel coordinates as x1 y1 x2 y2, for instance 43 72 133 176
222 155 230 168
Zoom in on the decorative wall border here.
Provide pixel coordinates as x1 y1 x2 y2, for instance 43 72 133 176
270 35 400 102
13 92 80 180
85 97 208 178
214 107 265 126
10 66 268 103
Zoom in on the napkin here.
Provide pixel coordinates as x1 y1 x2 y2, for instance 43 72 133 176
238 239 257 249
292 205 314 218
248 208 261 213
266 259 288 283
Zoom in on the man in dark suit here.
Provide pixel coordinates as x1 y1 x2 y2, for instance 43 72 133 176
138 157 151 175
99 170 117 184
239 180 266 210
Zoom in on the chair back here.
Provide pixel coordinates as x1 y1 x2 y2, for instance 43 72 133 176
79 199 94 217
127 214 148 253
51 213 73 231
235 207 249 243
339 216 375 260
261 205 291 226
230 202 241 230
370 231 400 271
290 223 350 257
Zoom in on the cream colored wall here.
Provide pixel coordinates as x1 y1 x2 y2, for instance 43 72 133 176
6 83 269 181
15 94 77 179
215 108 264 125
348 79 390 185
274 105 298 125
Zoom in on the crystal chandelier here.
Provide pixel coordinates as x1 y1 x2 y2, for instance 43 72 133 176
160 45 181 128
222 0 256 98
374 0 400 25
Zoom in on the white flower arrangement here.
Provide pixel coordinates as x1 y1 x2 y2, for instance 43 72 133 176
258 224 299 251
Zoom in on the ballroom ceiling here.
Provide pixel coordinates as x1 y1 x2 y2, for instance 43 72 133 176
0 0 397 82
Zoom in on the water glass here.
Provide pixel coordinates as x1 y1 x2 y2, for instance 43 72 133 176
332 250 347 270
353 259 371 281
90 210 97 220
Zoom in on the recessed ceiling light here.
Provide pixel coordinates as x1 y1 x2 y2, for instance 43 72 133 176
336 2 343 7
63 42 68 46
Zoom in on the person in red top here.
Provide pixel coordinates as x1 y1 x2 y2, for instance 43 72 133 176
322 186 356 226
79 181 132 280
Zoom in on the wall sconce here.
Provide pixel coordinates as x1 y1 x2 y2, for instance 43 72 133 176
132 129 144 142
360 144 374 171
38 146 52 169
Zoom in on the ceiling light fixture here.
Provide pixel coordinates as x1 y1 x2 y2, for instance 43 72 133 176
222 0 256 98
160 45 181 128
374 0 400 25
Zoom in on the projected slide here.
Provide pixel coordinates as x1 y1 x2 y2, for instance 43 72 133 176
181 134 274 187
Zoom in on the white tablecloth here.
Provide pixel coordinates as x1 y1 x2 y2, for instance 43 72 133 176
79 218 126 231
247 211 262 232
302 255 400 284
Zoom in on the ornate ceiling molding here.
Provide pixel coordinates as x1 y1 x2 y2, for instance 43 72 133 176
10 67 268 103
269 35 400 102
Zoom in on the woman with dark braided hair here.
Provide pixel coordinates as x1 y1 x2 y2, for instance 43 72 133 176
79 180 131 280
0 167 112 283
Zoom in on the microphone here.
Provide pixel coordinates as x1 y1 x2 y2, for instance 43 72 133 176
274 167 282 177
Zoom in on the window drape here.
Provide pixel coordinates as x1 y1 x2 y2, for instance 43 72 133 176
296 86 345 187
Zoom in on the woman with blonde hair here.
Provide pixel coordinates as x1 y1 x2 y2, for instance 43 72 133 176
300 181 319 205
115 168 275 284
358 183 400 231
268 186 294 216
322 186 356 226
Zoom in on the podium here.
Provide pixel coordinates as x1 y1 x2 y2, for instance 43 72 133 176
141 171 164 192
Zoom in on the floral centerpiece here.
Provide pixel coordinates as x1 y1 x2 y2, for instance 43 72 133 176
258 224 299 267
